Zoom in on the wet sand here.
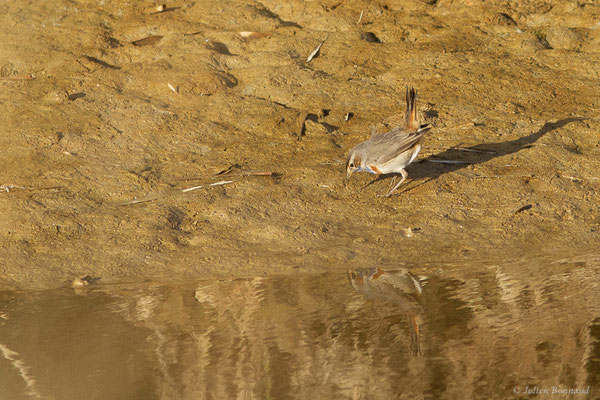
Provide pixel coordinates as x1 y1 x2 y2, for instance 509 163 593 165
1 0 599 289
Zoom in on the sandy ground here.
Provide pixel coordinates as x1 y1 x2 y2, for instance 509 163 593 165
0 0 599 289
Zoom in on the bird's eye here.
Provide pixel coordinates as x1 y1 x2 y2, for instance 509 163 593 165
349 163 354 168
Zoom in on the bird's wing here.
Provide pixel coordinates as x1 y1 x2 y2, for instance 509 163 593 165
367 125 431 165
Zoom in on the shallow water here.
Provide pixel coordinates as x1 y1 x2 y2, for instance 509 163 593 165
1 256 599 400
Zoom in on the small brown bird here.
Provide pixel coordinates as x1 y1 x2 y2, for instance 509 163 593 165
348 267 424 356
345 87 432 197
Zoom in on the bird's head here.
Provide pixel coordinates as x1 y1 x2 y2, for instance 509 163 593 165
345 143 368 184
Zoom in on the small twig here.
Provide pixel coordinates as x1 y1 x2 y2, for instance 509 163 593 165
357 10 364 25
181 180 234 193
75 59 91 72
239 171 273 176
121 180 238 206
210 180 234 186
181 185 204 193
167 83 178 94
513 204 533 214
176 170 275 181
1 185 27 192
306 41 324 63
561 175 583 182
1 185 62 193
214 164 241 176
560 174 600 182
121 168 277 205
120 193 163 205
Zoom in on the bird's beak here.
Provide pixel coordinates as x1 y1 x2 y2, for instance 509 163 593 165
344 168 354 186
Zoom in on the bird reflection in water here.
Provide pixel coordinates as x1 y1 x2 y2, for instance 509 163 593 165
348 268 424 356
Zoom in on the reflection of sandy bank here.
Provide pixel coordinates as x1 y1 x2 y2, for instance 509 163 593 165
0 258 599 399
0 343 42 398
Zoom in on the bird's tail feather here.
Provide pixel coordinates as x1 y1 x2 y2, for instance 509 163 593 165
405 87 418 131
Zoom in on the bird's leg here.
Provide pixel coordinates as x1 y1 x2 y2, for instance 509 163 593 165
385 169 408 197
387 175 397 193
409 313 422 356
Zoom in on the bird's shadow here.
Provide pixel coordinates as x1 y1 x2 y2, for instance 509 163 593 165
362 117 584 193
